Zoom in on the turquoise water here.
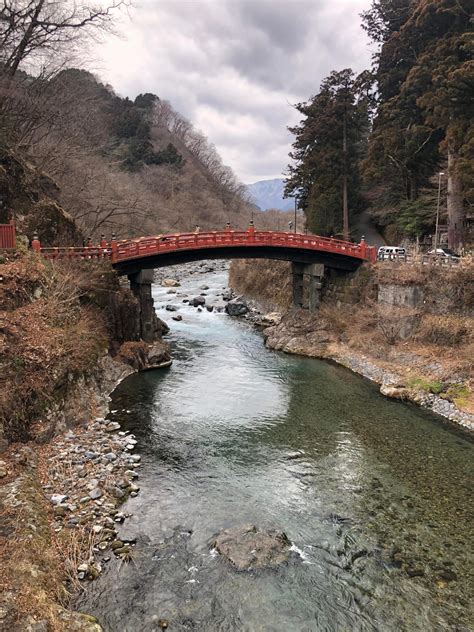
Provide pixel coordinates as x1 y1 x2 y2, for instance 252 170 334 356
78 267 473 631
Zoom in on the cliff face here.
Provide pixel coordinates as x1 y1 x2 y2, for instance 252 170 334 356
0 254 170 451
0 150 83 245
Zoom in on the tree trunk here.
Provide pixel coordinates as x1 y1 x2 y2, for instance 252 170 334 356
447 147 465 251
7 0 46 77
342 108 349 240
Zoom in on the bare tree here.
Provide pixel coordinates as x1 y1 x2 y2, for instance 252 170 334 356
0 0 129 77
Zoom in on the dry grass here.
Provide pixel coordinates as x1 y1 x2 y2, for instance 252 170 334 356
416 314 474 347
0 256 113 443
229 259 292 310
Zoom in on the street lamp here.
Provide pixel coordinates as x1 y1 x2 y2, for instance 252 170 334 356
434 171 445 251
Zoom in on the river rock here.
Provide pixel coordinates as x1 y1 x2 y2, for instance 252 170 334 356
380 383 409 400
165 305 177 312
191 296 206 307
50 494 68 505
225 299 248 317
213 524 292 570
0 460 8 478
161 279 180 287
105 421 121 432
260 312 282 326
172 315 183 321
147 341 171 366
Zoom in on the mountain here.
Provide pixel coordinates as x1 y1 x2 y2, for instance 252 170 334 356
246 178 294 211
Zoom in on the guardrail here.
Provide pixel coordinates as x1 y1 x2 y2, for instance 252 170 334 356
377 253 465 266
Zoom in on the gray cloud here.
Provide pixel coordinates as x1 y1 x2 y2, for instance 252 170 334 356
97 0 372 182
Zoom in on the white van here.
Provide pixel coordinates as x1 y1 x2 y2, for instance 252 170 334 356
377 246 406 260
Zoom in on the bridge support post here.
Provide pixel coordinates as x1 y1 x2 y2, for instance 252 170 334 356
291 262 325 311
292 262 305 308
306 263 325 311
128 269 156 342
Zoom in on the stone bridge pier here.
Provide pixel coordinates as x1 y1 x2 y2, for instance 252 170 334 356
292 262 325 311
128 269 157 342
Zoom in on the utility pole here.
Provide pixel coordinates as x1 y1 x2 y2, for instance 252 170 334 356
294 197 297 233
434 171 444 251
342 106 349 241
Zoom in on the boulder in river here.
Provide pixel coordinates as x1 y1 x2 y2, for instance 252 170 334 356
225 298 248 317
213 524 292 571
191 296 206 307
165 305 177 312
147 341 171 366
161 278 180 287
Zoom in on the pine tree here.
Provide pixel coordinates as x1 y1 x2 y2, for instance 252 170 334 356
285 69 370 238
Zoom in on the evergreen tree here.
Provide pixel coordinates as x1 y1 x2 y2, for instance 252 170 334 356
285 69 370 238
362 0 473 249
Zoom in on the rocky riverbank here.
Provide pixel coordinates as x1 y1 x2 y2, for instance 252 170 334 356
0 253 172 630
262 310 474 432
228 259 474 434
0 345 171 632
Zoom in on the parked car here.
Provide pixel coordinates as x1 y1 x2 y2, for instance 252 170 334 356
426 248 460 259
377 246 406 260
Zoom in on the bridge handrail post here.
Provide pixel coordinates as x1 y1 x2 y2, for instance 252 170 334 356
31 233 41 254
359 236 367 260
110 234 118 263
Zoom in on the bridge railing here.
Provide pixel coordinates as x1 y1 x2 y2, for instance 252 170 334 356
39 246 111 260
113 231 375 262
30 231 377 264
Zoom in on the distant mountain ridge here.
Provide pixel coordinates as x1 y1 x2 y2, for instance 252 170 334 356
246 178 294 211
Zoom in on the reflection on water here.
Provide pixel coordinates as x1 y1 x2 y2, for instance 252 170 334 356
77 267 474 631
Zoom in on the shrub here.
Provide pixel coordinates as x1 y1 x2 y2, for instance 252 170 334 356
416 314 473 347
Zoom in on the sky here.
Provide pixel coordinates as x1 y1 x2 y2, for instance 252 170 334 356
96 0 373 184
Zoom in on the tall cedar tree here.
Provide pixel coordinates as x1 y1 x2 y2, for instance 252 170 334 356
285 69 370 238
362 0 473 249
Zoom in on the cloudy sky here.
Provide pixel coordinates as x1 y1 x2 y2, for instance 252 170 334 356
97 0 373 184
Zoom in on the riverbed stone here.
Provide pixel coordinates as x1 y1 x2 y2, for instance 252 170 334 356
225 299 249 317
50 494 68 505
191 296 206 307
213 524 292 570
105 421 121 432
161 278 180 287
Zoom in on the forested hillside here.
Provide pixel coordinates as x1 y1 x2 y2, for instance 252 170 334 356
0 2 254 243
285 0 473 250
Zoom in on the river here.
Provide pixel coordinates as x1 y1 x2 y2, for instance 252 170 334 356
77 263 473 631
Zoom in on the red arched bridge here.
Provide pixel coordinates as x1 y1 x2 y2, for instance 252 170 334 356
29 229 376 339
32 229 376 273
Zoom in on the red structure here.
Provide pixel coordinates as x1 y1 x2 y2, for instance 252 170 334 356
34 230 377 266
0 222 16 249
